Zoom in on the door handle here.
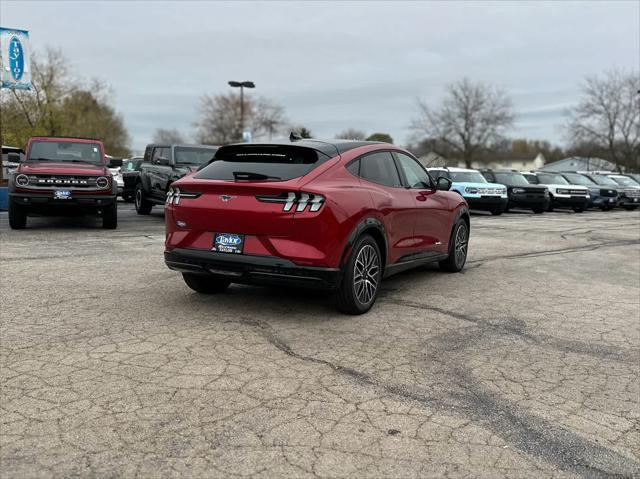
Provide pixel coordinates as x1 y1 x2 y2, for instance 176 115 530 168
416 195 427 202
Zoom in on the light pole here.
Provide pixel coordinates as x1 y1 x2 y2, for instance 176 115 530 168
228 81 255 141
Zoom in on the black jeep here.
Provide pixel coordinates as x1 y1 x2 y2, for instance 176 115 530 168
134 144 218 214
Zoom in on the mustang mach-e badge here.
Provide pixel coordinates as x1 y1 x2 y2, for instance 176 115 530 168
219 195 236 202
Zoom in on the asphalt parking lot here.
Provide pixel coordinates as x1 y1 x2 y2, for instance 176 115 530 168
1 204 639 478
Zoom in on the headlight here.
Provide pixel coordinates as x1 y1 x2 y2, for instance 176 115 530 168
512 187 526 194
465 187 478 194
15 174 29 187
96 176 109 189
556 188 570 195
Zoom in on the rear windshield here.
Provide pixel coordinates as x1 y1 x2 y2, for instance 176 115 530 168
175 147 218 165
195 145 331 182
28 141 103 165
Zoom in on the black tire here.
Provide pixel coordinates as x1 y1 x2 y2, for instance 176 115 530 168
135 183 153 215
572 206 584 213
102 202 118 229
532 207 545 214
182 273 230 294
8 201 27 229
490 209 503 216
546 197 554 212
439 219 469 273
623 205 638 211
335 234 382 315
123 192 134 203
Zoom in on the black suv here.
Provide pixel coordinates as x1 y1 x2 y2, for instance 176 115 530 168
559 172 618 211
479 169 549 213
134 144 218 214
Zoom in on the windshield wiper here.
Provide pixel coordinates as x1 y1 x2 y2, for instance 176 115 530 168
28 157 53 162
232 171 281 181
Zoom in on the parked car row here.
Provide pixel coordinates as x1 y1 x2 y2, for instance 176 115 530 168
4 135 639 315
426 166 639 214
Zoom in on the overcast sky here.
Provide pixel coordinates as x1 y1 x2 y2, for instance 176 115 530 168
3 1 639 153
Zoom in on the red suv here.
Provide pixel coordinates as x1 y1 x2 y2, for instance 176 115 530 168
8 137 117 229
164 139 469 314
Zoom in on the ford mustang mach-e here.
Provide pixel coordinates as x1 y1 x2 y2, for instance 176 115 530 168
164 138 470 314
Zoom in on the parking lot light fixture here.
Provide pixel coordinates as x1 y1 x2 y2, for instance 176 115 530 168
228 81 255 140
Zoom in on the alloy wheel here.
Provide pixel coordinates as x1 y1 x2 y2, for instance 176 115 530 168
454 223 468 268
354 244 379 305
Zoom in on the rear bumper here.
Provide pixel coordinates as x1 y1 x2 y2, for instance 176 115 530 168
10 192 116 213
465 196 508 211
165 248 342 289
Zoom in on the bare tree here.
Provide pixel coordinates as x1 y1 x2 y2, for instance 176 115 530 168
153 128 186 144
253 98 287 140
1 47 130 155
413 78 515 168
567 70 640 171
194 93 287 145
335 128 366 140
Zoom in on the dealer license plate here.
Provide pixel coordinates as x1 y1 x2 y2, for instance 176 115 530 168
54 190 72 200
212 233 244 254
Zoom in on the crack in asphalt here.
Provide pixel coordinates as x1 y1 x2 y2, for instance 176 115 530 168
234 313 640 479
383 299 638 363
467 238 640 269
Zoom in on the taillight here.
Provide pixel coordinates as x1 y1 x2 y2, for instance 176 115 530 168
166 187 200 205
256 191 325 212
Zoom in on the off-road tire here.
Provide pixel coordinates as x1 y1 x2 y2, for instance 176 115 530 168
102 202 118 229
135 183 153 215
8 201 27 229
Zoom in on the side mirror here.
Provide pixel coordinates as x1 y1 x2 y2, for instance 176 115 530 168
7 152 21 163
436 176 452 191
156 156 170 166
108 158 123 168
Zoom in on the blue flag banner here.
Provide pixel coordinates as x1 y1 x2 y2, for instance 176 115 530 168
0 27 31 90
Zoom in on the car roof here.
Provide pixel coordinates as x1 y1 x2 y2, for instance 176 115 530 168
219 139 387 157
29 136 102 144
146 143 218 149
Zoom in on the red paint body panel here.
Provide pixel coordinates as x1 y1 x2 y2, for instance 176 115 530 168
165 144 467 271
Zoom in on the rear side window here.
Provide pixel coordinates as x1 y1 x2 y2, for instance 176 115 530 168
196 145 331 182
359 152 402 188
